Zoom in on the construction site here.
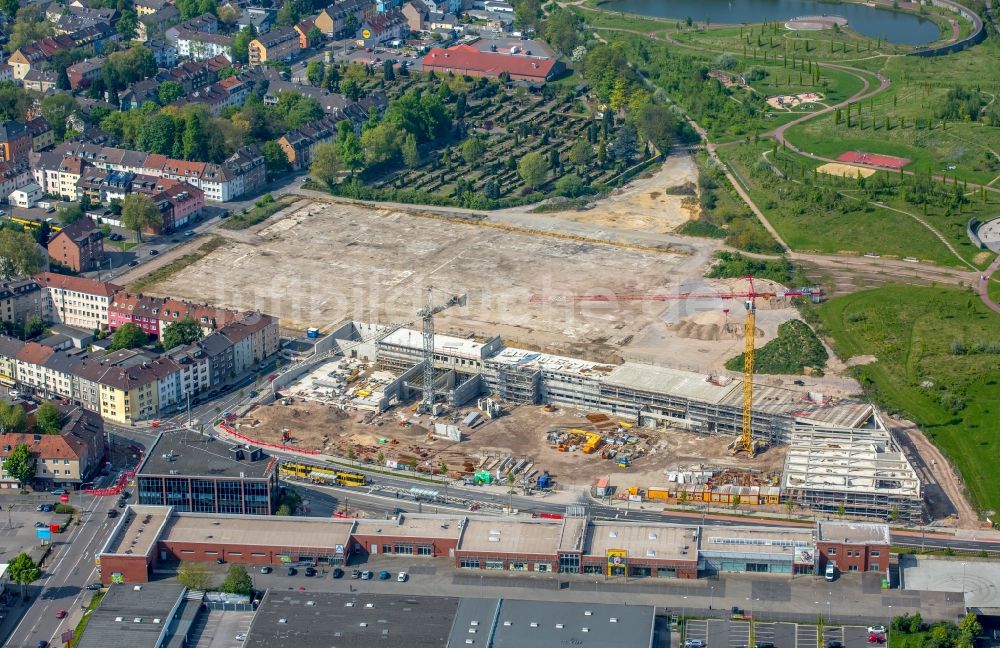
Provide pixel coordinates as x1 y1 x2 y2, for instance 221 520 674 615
225 315 924 523
142 194 928 524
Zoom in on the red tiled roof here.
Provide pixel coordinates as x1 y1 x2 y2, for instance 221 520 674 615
422 45 556 80
14 342 54 366
33 272 121 298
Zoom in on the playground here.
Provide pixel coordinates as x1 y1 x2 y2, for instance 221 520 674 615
837 151 911 170
766 92 825 111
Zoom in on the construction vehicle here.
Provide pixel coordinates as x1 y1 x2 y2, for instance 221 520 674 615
581 431 602 454
530 277 822 459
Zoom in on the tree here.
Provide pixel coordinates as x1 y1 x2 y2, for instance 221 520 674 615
554 174 585 197
306 61 323 86
35 403 63 435
307 26 323 47
634 103 677 152
0 0 17 20
0 401 28 434
158 81 184 106
33 221 50 247
8 553 41 597
177 561 213 591
120 193 162 241
217 3 239 24
836 503 847 518
162 317 204 351
262 140 291 176
517 151 548 190
731 494 742 510
513 0 541 29
182 111 208 161
116 10 139 41
0 81 31 121
110 323 150 351
0 230 45 279
5 444 35 487
6 6 54 54
568 139 594 169
39 95 77 142
360 123 401 166
56 67 71 91
958 613 982 644
610 123 638 161
341 78 363 101
23 315 45 339
542 8 580 55
310 142 341 185
57 202 84 226
232 26 256 65
221 564 253 595
276 0 299 26
461 137 486 167
338 131 364 177
401 133 420 167
383 60 395 81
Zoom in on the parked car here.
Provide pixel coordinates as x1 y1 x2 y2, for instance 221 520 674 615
107 509 118 518
34 521 46 528
86 583 102 590
38 641 48 648
184 230 195 236
37 504 53 512
378 570 390 580
361 570 373 580
55 610 67 619
397 571 407 582
305 567 316 577
128 260 139 267
755 643 775 648
827 642 845 648
867 633 885 644
685 641 706 648
235 634 247 642
260 566 272 574
287 567 297 576
867 627 886 635
148 249 158 256
351 569 362 579
332 568 344 579
51 489 67 495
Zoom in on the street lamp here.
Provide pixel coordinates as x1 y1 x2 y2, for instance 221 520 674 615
962 562 968 599
710 585 715 611
682 595 688 622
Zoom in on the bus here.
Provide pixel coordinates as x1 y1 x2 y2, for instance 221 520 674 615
278 461 367 488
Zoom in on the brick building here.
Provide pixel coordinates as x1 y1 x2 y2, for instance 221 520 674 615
47 217 104 272
0 406 106 489
0 121 33 164
421 45 562 82
816 520 890 575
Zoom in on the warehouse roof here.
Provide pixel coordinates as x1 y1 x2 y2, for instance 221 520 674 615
76 583 189 648
585 521 697 562
245 591 459 648
446 598 655 648
458 518 565 554
162 512 355 550
818 520 890 545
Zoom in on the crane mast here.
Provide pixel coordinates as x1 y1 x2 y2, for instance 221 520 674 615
741 279 757 457
417 288 467 413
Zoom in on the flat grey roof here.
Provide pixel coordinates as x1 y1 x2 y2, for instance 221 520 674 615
139 432 274 479
76 583 188 648
245 591 460 648
447 598 655 648
818 520 890 544
900 555 1000 611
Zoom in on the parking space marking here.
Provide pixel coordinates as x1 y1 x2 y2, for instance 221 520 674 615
686 619 709 643
797 623 819 648
730 621 750 648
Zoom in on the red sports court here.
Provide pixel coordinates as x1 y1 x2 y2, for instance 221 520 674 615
837 151 910 169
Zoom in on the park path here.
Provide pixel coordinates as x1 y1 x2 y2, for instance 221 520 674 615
978 255 1000 315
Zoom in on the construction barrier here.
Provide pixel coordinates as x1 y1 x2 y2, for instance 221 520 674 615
218 423 321 455
85 453 144 496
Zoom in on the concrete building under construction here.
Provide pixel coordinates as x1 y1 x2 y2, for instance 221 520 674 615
781 425 923 522
319 322 923 522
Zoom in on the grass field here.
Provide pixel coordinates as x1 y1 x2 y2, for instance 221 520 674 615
715 141 993 266
813 286 1000 516
221 195 293 230
783 36 1000 186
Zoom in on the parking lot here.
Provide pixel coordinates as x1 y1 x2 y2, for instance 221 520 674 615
684 619 883 648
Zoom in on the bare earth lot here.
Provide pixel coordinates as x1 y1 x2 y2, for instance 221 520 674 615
234 399 786 488
154 196 728 364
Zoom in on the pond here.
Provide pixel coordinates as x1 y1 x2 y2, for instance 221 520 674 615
599 0 942 44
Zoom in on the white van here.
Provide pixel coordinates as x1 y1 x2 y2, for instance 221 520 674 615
825 562 837 581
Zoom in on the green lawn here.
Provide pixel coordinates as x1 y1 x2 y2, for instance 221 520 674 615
813 286 1000 516
716 141 980 266
221 196 292 230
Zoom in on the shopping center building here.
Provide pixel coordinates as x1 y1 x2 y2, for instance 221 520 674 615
98 506 886 585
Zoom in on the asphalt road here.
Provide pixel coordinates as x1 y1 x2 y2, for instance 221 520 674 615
6 494 115 648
